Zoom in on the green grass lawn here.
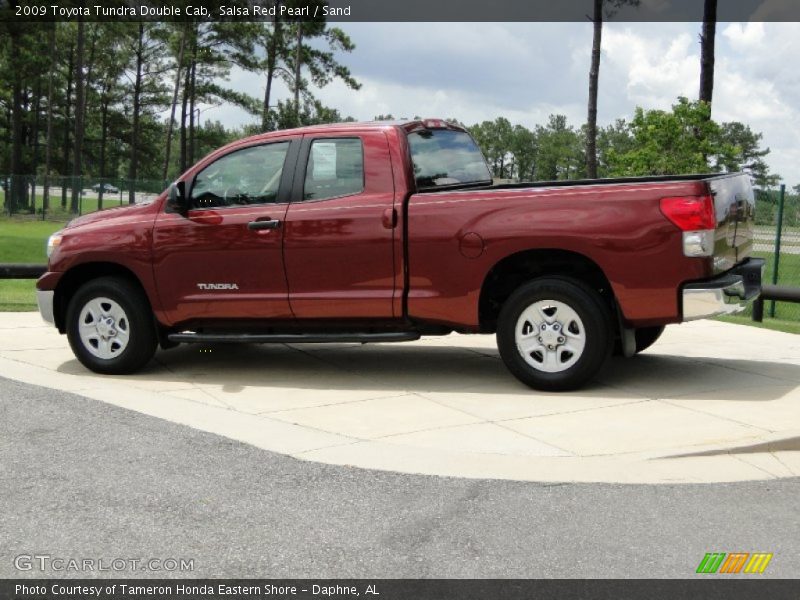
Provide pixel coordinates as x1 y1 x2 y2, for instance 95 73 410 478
0 279 38 312
6 193 127 220
0 219 64 311
758 250 800 288
0 219 63 263
714 250 800 329
718 313 800 335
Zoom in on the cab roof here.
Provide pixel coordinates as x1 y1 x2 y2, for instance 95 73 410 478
199 119 469 168
242 118 467 142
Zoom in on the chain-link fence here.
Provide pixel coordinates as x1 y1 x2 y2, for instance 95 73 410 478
753 185 799 323
0 174 169 221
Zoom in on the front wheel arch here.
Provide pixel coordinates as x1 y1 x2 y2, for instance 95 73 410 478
54 263 153 333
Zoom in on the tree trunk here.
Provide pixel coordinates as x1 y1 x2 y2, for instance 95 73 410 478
80 23 99 138
19 87 31 210
8 23 24 213
162 29 186 181
699 0 717 107
98 83 109 211
43 24 56 213
30 76 43 211
263 64 275 132
294 24 303 127
1 104 9 175
585 0 603 180
263 12 282 132
76 22 100 206
62 41 75 209
188 55 196 165
70 18 85 214
179 63 190 173
179 27 195 174
128 22 144 205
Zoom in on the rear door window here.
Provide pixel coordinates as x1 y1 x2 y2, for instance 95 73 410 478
303 138 364 201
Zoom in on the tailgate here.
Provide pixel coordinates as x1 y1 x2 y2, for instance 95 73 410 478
707 174 755 274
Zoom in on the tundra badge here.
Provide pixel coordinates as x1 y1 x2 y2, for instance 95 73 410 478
197 283 240 290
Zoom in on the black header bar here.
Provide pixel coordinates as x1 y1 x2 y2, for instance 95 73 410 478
2 0 800 23
2 579 800 600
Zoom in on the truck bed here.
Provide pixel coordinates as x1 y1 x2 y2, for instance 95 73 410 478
406 171 755 327
421 172 746 193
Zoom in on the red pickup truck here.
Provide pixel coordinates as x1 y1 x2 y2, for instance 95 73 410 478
37 119 763 390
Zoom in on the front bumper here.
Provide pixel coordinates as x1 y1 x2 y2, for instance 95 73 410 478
36 289 55 325
681 258 765 321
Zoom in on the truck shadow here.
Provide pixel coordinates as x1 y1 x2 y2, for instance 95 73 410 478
55 342 800 402
666 435 800 457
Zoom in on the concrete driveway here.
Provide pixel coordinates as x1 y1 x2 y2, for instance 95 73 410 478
1 313 798 484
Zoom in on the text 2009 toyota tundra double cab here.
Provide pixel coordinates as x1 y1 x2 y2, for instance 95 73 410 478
37 119 763 390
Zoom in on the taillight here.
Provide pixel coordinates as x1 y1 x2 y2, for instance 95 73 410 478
659 195 716 231
660 195 716 258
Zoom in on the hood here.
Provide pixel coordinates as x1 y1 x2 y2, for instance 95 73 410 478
64 197 163 230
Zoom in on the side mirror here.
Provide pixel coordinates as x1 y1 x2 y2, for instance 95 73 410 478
167 181 188 215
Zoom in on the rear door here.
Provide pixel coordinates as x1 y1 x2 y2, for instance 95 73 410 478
282 131 398 319
152 138 298 324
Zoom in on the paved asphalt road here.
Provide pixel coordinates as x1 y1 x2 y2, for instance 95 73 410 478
1 376 798 579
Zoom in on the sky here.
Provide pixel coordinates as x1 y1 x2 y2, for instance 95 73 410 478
197 22 800 188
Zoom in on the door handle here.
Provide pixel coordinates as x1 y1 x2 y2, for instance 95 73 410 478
382 208 397 229
247 219 281 230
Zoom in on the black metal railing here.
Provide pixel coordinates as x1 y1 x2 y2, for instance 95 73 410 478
0 264 47 279
752 285 800 322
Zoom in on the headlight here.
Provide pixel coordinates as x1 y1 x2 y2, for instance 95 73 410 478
46 232 63 258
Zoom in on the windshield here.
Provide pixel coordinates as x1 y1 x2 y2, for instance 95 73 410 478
407 129 492 189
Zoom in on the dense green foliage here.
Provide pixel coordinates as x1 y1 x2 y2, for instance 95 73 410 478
468 97 779 187
0 16 781 218
0 16 360 212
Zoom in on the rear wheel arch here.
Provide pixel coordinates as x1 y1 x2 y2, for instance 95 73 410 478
478 249 618 333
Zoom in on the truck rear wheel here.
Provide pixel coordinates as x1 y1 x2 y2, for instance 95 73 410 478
66 277 157 374
614 325 666 356
496 278 613 391
632 325 665 354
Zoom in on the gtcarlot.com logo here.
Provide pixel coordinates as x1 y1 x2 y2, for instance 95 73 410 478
14 554 194 573
696 552 773 574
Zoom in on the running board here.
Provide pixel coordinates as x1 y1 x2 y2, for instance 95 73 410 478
167 331 421 344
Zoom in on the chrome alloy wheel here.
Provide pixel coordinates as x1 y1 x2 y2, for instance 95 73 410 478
514 299 586 373
77 297 131 359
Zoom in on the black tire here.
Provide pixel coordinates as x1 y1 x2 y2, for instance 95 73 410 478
613 325 666 356
66 276 157 374
632 325 665 354
496 277 613 391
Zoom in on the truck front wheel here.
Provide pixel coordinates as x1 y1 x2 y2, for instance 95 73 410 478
66 277 157 374
496 278 613 391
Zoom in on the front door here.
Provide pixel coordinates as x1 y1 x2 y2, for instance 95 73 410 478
153 139 296 325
